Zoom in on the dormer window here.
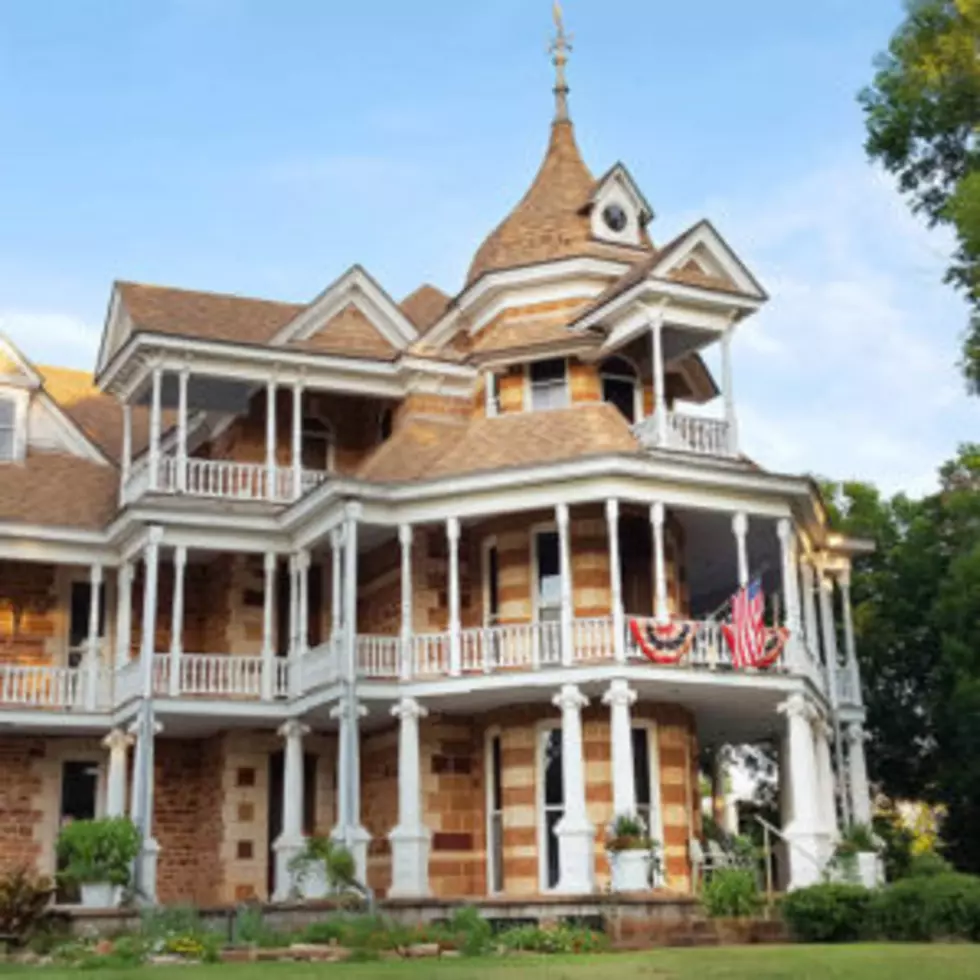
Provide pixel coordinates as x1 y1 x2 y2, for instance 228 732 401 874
0 397 16 461
302 414 334 472
528 359 569 412
600 357 639 423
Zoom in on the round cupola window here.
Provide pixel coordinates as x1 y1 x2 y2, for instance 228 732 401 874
602 203 628 233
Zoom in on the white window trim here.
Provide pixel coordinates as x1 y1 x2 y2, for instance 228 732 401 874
302 411 336 473
481 535 499 627
0 387 29 463
599 355 643 423
58 567 112 668
632 718 666 876
524 359 569 413
530 521 559 624
535 719 563 893
484 725 504 895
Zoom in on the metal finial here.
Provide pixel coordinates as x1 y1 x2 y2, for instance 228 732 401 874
549 1 573 122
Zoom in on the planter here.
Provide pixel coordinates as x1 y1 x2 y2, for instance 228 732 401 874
610 848 649 892
296 861 329 900
856 851 883 889
80 882 118 908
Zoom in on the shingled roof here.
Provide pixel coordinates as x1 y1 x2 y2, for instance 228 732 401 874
400 284 451 332
466 120 653 286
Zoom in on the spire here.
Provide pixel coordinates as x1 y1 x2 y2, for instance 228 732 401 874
549 1 572 122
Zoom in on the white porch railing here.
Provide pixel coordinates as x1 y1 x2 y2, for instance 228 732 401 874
294 638 343 692
836 661 862 707
123 456 328 505
176 654 265 697
0 663 83 708
632 411 734 458
357 635 400 678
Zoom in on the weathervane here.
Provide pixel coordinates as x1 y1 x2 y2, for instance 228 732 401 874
549 1 573 122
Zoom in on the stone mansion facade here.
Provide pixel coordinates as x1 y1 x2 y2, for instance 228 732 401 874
0 28 871 907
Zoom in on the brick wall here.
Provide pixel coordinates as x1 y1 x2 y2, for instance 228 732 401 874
0 737 44 874
362 727 398 895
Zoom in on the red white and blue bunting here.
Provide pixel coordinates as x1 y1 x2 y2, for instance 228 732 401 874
629 619 695 665
721 624 789 669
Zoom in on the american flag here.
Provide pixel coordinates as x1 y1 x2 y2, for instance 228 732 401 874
722 578 766 668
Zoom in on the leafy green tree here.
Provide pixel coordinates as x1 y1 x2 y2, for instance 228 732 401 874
824 444 980 871
859 1 980 391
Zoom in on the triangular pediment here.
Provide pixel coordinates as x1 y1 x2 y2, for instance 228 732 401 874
0 332 41 388
269 265 417 357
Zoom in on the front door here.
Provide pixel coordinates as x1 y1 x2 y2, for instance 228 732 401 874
57 761 99 902
620 516 653 617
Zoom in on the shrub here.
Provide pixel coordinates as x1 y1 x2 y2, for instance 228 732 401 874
702 869 762 919
497 923 606 954
907 851 954 878
0 868 54 944
56 818 140 888
606 813 654 852
289 835 359 895
444 906 493 956
871 873 980 942
780 883 873 942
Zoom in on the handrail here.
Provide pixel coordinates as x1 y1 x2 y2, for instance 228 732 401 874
753 813 826 900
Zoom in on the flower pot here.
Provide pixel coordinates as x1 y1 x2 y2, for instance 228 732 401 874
297 861 329 900
80 882 118 908
856 851 883 889
610 848 649 892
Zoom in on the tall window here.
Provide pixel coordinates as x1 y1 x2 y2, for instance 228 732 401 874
632 727 654 838
487 733 504 893
301 414 333 471
0 398 16 461
600 357 638 423
68 581 105 667
535 530 561 622
529 359 569 411
541 728 564 889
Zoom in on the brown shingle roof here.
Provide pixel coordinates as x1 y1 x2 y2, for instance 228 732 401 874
358 402 639 483
37 364 160 463
0 452 117 529
285 304 398 360
400 285 450 332
466 121 653 285
469 314 598 356
116 281 303 347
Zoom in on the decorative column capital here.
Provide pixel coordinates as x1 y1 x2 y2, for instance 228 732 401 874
172 544 187 568
553 683 589 713
277 719 311 741
604 498 619 524
102 728 135 753
555 503 569 528
837 566 852 590
601 678 637 708
649 501 665 527
446 516 460 542
344 501 363 522
777 692 815 724
398 523 413 547
818 573 835 595
264 551 277 574
846 722 869 746
776 517 793 542
128 719 163 738
732 512 748 538
391 697 428 722
330 700 368 722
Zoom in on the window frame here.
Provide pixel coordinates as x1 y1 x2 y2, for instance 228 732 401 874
631 719 666 883
484 726 505 894
536 721 564 892
0 388 28 463
599 356 642 424
525 358 569 413
300 411 335 473
530 523 561 624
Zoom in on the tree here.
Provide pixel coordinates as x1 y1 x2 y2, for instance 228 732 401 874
824 444 980 871
859 1 980 391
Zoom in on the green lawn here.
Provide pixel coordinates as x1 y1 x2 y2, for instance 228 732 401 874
3 946 980 979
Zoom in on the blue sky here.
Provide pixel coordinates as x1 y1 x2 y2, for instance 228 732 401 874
0 0 976 494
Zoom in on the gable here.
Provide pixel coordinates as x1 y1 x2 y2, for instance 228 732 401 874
0 334 41 388
289 303 398 359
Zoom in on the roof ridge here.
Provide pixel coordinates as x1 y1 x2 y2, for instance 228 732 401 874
116 279 304 309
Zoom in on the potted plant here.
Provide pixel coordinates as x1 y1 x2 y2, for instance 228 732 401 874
56 817 140 908
832 823 883 888
287 834 359 901
606 814 658 892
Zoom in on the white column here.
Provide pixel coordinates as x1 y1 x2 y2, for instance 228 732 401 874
343 505 360 680
777 693 824 889
650 502 669 623
818 572 840 694
605 500 625 663
399 524 413 681
846 723 872 826
291 382 303 500
330 527 343 640
602 679 637 816
296 550 310 658
84 563 103 710
721 325 739 454
484 371 497 417
777 519 804 671
103 728 133 817
120 402 132 502
801 559 819 656
330 699 371 884
115 561 133 669
838 568 862 706
446 517 461 676
266 380 277 499
814 718 839 842
168 545 186 698
148 366 162 491
388 697 431 897
732 512 749 588
556 503 574 666
552 684 594 893
140 530 162 700
272 719 311 900
651 314 667 446
261 552 277 700
131 717 162 902
176 367 189 492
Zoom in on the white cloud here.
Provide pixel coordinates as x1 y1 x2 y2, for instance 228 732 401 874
693 153 980 495
0 311 99 370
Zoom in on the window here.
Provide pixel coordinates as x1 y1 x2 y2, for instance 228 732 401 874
68 581 105 667
484 541 499 626
535 530 561 623
301 414 333 471
378 407 393 442
529 359 568 411
487 732 504 893
0 398 16 461
541 727 563 889
600 357 638 423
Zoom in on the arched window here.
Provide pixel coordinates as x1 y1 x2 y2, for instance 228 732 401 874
600 356 639 423
302 414 334 472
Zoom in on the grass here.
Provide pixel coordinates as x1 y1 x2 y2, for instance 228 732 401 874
2 945 980 979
